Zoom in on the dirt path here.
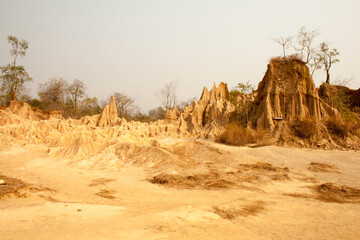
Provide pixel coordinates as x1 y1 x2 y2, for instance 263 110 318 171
1 143 360 240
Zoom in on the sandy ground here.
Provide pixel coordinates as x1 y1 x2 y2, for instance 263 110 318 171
1 140 360 240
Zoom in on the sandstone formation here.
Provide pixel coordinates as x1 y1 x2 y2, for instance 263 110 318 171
164 107 180 124
176 82 234 138
319 83 360 109
249 59 341 130
97 96 119 127
0 100 62 125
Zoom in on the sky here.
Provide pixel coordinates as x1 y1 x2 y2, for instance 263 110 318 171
1 0 359 111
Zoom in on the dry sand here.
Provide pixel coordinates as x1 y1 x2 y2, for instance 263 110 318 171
1 139 360 240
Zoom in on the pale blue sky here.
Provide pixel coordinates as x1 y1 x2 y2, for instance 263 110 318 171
1 0 359 111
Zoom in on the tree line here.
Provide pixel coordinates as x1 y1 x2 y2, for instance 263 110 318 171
0 36 193 120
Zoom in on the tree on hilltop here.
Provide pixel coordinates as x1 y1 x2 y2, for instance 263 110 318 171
318 42 340 84
272 36 293 58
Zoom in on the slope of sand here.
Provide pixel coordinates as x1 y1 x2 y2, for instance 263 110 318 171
1 139 360 240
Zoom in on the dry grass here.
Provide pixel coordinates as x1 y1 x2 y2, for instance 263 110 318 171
308 162 340 173
326 116 349 138
218 124 268 146
95 189 116 199
0 175 28 199
150 162 289 190
149 173 235 190
313 183 360 203
89 178 116 187
270 54 303 63
291 119 317 139
285 182 360 204
213 201 265 219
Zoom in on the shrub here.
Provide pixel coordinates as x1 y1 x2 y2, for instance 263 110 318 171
269 54 303 63
291 119 317 139
218 123 268 146
326 116 349 138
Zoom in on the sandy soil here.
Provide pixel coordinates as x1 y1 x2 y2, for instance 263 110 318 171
1 140 360 240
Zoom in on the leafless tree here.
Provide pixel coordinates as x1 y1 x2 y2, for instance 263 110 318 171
38 78 69 109
295 27 319 64
111 92 137 119
69 79 86 109
176 97 196 112
272 36 293 57
156 81 178 110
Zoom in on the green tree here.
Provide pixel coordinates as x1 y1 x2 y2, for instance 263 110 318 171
230 81 254 123
0 35 32 101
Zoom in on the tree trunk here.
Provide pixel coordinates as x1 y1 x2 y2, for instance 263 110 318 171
11 89 17 101
283 46 286 57
325 70 330 84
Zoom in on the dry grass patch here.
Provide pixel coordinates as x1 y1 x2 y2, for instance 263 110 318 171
0 175 29 199
218 124 269 146
285 183 360 203
270 54 303 63
308 162 340 173
326 116 349 138
291 119 317 139
149 173 235 190
89 178 116 187
213 201 265 219
313 183 360 203
150 162 290 190
95 189 116 199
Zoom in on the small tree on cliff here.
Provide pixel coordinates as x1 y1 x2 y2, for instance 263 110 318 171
318 42 340 84
230 81 254 123
295 27 319 64
0 35 32 102
272 36 293 58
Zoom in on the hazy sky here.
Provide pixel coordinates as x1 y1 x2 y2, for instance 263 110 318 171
1 0 359 111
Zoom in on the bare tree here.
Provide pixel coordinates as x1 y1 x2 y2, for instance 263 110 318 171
309 51 323 77
295 26 319 64
0 35 32 101
38 78 69 109
148 106 166 120
272 36 293 57
69 79 86 109
111 92 137 119
318 42 340 84
156 81 178 110
176 97 196 112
